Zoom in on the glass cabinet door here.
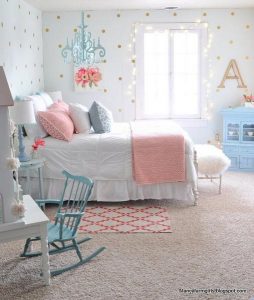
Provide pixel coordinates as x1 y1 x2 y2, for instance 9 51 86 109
242 122 254 143
226 122 240 142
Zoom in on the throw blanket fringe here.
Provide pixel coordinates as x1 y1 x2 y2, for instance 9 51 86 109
131 121 185 184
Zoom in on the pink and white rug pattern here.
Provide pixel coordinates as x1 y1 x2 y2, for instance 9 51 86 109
79 205 172 233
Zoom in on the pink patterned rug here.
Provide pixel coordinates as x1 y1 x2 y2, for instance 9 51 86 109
79 204 172 233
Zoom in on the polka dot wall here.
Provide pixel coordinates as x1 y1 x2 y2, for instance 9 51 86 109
44 9 254 142
0 0 44 99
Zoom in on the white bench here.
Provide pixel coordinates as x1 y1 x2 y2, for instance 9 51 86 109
195 144 231 193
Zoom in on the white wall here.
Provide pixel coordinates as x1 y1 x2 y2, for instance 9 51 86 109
42 9 254 143
0 0 44 99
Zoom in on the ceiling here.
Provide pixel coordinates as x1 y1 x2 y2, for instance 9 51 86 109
24 0 254 11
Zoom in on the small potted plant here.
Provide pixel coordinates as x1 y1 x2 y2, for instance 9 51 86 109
243 94 254 107
31 138 45 159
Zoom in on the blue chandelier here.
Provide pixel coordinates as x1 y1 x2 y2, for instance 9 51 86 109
61 12 106 67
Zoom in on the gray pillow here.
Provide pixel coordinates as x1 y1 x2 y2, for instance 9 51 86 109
89 101 113 133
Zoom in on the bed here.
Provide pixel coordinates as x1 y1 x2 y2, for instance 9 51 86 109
22 121 198 205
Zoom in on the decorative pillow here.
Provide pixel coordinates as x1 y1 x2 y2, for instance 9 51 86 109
37 110 74 141
69 103 91 133
49 100 69 113
47 91 63 102
89 101 113 133
39 92 54 107
24 95 48 138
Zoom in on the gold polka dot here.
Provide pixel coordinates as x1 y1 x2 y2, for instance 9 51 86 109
21 81 23 85
37 15 39 20
24 29 26 33
216 89 220 93
117 13 121 17
29 11 31 15
117 44 122 48
131 59 136 64
33 33 35 37
145 12 150 16
8 42 11 47
58 44 62 48
34 63 36 67
217 56 221 60
57 16 61 19
60 74 63 78
30 45 32 49
20 44 22 48
73 28 77 32
13 26 16 30
104 89 107 93
101 29 106 33
131 99 135 103
203 12 207 16
231 12 235 16
37 47 40 51
245 56 249 60
103 59 107 63
246 24 250 29
217 25 221 30
39 78 41 82
45 28 49 32
118 108 122 112
229 40 234 44
118 77 122 81
18 4 21 9
1 22 3 27
30 80 33 84
173 12 177 16
87 14 91 18
15 66 18 70
25 64 27 68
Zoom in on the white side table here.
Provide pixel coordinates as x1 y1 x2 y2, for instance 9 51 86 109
19 158 46 199
0 195 50 285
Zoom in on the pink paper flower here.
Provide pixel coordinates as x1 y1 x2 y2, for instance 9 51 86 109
75 68 90 87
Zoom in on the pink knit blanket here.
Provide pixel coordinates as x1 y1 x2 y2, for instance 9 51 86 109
131 121 185 184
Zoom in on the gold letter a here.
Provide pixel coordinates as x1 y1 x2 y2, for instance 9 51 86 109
218 59 247 88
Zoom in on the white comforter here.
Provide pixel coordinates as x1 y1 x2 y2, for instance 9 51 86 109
25 121 195 182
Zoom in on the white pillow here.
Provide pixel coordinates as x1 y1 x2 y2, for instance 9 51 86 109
24 95 48 138
39 92 54 107
47 91 63 102
69 103 91 133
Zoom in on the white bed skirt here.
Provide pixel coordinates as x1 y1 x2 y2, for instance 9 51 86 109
21 177 195 203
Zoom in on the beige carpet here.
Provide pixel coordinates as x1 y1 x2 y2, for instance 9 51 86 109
0 172 254 300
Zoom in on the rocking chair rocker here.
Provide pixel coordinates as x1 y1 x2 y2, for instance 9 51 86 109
21 170 105 276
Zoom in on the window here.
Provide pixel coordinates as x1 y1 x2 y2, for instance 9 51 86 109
135 23 207 120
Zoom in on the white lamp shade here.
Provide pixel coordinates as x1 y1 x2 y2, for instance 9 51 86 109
11 100 36 125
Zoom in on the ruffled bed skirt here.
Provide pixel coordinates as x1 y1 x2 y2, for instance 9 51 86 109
20 177 195 204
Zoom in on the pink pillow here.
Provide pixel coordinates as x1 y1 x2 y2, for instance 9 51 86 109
37 110 74 141
49 100 69 113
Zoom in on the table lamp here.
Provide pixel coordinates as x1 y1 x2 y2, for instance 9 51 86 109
11 100 36 162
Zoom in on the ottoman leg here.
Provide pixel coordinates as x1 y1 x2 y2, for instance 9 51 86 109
219 175 222 194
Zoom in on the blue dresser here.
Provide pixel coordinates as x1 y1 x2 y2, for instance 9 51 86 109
221 106 254 171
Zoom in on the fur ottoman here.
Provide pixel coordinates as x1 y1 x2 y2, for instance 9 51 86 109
195 144 231 193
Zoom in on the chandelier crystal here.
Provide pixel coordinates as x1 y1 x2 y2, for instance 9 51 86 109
61 12 106 67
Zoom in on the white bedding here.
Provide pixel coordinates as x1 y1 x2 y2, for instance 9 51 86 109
23 121 197 202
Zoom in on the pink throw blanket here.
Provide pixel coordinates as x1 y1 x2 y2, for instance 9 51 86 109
131 121 185 184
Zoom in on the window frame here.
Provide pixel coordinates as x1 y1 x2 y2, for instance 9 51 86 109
135 23 208 121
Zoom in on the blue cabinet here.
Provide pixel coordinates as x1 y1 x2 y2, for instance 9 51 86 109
221 107 254 171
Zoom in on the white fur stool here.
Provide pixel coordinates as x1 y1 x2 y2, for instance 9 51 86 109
195 144 231 193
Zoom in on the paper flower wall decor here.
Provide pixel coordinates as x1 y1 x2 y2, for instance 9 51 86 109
75 67 102 88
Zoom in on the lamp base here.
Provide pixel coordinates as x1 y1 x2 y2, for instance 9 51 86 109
18 125 30 162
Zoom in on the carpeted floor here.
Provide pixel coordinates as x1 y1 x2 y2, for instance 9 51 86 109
0 172 254 300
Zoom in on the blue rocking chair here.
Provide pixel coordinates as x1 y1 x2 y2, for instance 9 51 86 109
21 170 105 276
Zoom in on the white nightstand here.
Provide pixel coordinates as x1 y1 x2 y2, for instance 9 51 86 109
19 158 46 199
